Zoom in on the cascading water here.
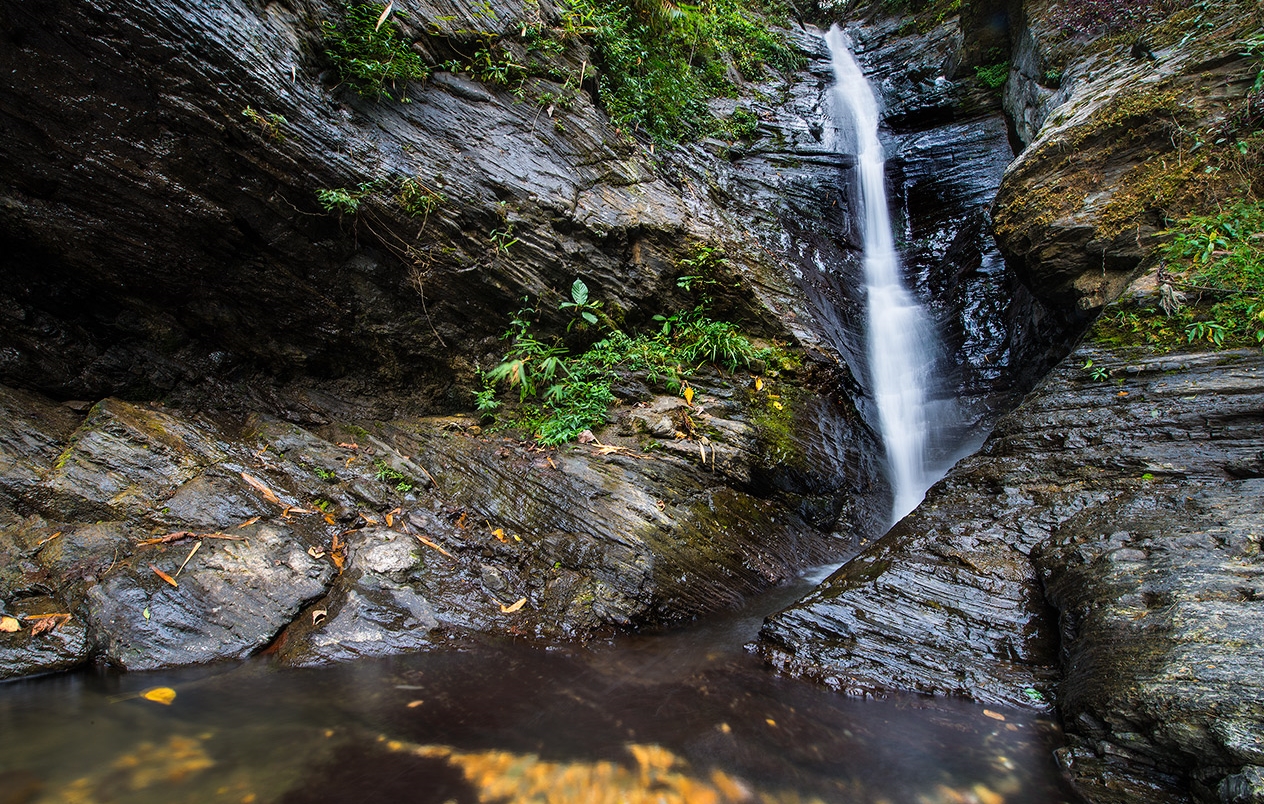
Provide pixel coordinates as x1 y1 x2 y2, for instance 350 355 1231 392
824 25 943 524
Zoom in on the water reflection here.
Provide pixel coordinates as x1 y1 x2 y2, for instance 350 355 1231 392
0 573 1078 804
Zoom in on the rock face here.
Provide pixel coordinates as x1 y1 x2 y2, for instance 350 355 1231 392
0 369 870 676
759 342 1264 800
993 0 1263 319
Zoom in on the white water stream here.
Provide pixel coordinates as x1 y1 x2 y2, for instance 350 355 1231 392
825 26 944 524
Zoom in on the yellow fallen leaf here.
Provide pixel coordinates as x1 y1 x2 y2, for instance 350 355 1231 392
754 376 763 391
406 700 424 708
771 401 783 410
983 709 1006 721
0 615 20 632
683 386 694 406
142 687 177 705
500 597 527 613
492 528 507 543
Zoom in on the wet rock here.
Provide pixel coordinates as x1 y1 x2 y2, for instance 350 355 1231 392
84 524 333 671
0 594 90 681
33 399 229 522
759 342 1264 800
1221 766 1264 804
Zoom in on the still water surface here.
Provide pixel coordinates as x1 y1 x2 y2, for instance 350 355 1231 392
0 572 1078 804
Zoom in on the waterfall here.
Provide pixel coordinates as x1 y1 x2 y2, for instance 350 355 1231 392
824 25 943 524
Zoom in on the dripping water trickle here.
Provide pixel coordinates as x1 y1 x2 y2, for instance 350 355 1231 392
824 25 947 525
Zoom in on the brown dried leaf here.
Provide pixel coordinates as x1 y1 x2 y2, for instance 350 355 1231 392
499 597 527 613
29 618 58 636
26 613 72 636
323 513 337 526
982 709 1006 722
241 472 282 506
174 540 202 578
307 545 326 559
36 531 63 547
330 534 346 572
312 609 328 626
337 442 360 450
374 0 393 30
237 516 262 529
150 564 179 588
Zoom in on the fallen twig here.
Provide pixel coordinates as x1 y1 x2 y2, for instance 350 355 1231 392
174 540 201 578
415 533 453 558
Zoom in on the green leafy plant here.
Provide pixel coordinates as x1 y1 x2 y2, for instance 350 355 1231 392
396 178 444 218
1164 200 1264 349
373 459 415 492
478 286 781 445
490 225 519 254
558 278 604 330
317 187 362 215
323 1 429 100
242 106 286 141
974 61 1010 90
1081 359 1110 381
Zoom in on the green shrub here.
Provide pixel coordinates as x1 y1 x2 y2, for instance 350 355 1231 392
323 1 429 100
974 61 1010 89
477 284 779 444
562 0 801 143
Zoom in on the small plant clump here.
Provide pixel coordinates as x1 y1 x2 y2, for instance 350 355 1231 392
323 1 429 100
316 175 445 220
477 278 783 445
974 61 1010 90
241 106 286 141
317 186 362 215
395 178 445 218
